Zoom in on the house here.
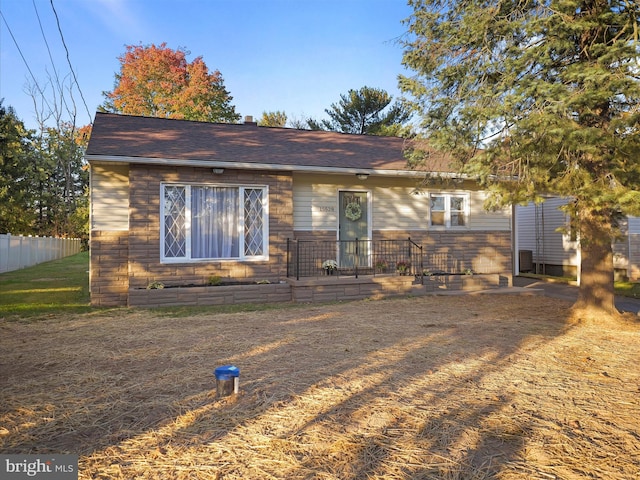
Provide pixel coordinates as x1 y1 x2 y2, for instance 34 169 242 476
514 198 640 281
86 113 513 307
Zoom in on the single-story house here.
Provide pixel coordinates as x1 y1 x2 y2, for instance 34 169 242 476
515 197 640 281
86 113 513 307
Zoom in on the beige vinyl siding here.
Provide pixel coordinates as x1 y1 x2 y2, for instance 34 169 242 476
292 180 336 231
467 191 512 230
293 173 510 231
373 187 428 230
91 163 130 231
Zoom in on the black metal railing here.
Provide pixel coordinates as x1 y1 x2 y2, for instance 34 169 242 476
286 237 423 280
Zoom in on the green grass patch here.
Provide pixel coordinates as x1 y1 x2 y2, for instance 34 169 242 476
0 253 312 321
614 281 640 299
520 272 640 298
0 252 92 319
518 273 578 284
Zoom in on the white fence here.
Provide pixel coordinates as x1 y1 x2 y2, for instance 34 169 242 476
0 233 82 273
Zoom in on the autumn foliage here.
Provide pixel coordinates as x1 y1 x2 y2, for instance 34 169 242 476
101 43 240 123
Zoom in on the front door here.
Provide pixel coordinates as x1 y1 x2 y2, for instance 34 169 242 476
338 191 370 268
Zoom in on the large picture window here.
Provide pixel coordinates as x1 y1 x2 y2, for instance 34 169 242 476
162 184 268 262
429 193 468 228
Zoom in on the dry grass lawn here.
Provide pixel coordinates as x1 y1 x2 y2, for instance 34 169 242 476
1 294 639 479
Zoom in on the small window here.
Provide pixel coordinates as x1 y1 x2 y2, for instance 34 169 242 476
161 184 268 262
429 194 468 228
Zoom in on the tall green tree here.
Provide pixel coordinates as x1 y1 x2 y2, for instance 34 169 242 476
400 0 640 317
101 43 240 123
322 86 411 135
0 101 37 233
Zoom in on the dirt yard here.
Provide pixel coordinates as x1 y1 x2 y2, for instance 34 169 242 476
1 294 639 479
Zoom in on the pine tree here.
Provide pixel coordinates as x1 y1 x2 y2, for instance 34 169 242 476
400 0 640 317
0 102 37 233
323 87 411 135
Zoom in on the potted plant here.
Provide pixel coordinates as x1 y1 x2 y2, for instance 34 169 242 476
375 259 389 273
395 260 411 276
322 259 338 275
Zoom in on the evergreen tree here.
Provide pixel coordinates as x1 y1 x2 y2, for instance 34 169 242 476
0 101 37 233
323 86 411 135
400 0 640 317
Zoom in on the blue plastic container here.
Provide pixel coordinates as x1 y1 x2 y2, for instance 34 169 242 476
214 365 240 397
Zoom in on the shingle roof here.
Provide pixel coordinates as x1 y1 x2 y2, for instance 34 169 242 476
86 112 454 173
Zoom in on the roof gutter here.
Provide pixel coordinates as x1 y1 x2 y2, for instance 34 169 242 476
85 154 465 179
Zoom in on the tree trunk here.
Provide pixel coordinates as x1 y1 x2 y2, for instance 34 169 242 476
575 210 617 315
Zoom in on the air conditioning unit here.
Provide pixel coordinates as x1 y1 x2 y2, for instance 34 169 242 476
519 250 533 273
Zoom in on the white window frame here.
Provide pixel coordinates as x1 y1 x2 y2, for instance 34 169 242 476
160 183 269 263
428 193 469 228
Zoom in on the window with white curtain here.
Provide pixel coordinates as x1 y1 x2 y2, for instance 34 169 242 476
429 193 468 228
161 184 268 262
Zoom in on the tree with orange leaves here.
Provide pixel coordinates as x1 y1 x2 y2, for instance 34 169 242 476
101 43 240 123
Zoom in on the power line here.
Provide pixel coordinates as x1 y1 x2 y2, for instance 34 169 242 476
49 0 93 125
32 0 71 117
0 9 55 115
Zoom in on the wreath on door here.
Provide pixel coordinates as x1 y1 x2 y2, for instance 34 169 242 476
344 201 362 221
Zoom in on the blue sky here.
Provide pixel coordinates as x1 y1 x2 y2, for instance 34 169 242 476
0 0 414 129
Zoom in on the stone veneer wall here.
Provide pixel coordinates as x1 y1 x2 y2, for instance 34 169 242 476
126 273 508 308
129 283 293 307
90 230 129 306
290 275 425 303
382 230 512 274
90 165 294 307
126 165 294 296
